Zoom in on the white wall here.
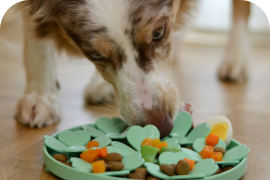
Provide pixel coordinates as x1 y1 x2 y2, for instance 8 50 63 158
193 0 270 33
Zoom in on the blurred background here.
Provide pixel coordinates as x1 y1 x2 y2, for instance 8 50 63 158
187 0 270 46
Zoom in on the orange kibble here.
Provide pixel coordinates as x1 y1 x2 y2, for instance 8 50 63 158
156 141 169 150
80 150 88 159
81 149 99 163
99 147 108 158
205 134 220 147
141 138 154 146
92 160 106 173
201 145 214 159
184 158 196 170
86 141 99 149
152 138 161 147
210 152 223 161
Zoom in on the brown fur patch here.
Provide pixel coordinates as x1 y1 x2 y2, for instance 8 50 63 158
132 15 171 72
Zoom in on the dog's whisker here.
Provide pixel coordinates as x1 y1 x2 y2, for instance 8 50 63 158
85 92 118 110
84 104 117 112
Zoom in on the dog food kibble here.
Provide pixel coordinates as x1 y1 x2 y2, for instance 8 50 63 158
205 134 220 147
214 167 222 175
200 145 214 159
210 152 223 161
160 163 175 176
184 158 195 170
152 138 161 147
159 147 180 155
99 147 109 158
141 138 168 150
108 161 125 171
141 145 160 163
222 166 234 172
86 141 99 149
92 160 106 173
147 176 160 180
184 146 194 151
171 164 177 169
105 153 123 162
93 157 106 162
176 160 190 175
134 167 148 177
53 154 68 162
129 172 145 179
156 141 169 150
81 149 100 163
214 147 226 156
141 138 154 146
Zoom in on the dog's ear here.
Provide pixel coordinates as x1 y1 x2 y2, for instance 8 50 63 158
174 0 200 31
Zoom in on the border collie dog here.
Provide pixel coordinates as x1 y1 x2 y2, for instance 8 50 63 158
15 0 250 138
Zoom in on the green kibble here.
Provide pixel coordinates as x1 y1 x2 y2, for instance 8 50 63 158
140 145 160 163
160 147 180 155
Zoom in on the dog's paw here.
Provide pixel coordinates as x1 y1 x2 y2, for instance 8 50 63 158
15 92 61 128
84 79 115 105
218 53 249 82
218 31 250 82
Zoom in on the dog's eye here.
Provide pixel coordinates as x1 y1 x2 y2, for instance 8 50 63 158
89 52 103 60
152 26 165 40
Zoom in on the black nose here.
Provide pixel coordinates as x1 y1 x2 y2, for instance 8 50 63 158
158 115 174 138
141 109 174 138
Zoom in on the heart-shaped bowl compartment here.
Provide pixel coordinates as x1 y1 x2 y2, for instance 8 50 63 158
44 123 248 180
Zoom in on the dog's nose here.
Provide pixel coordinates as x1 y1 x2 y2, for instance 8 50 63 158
157 115 174 138
143 114 173 138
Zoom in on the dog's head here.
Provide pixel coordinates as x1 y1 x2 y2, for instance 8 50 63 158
28 0 190 137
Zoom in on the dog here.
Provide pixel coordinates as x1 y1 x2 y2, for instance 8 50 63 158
15 0 250 138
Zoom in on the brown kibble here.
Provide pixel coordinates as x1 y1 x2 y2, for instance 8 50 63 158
135 167 147 177
105 153 123 162
64 161 72 167
59 161 71 166
108 161 124 171
222 166 234 172
129 172 145 179
214 147 226 156
105 162 109 170
117 174 129 178
213 167 222 175
184 147 193 151
147 176 160 180
171 164 176 170
160 163 175 176
176 160 190 175
53 154 68 162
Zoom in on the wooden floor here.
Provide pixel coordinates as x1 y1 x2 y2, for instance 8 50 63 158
1 7 270 180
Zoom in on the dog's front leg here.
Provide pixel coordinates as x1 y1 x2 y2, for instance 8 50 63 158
219 0 250 82
84 69 115 105
15 29 61 127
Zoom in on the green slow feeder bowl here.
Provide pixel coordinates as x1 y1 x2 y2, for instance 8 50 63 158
44 124 248 180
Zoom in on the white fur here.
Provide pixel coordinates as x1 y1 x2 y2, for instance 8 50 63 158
219 15 250 81
84 69 115 104
89 0 130 44
15 10 61 127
